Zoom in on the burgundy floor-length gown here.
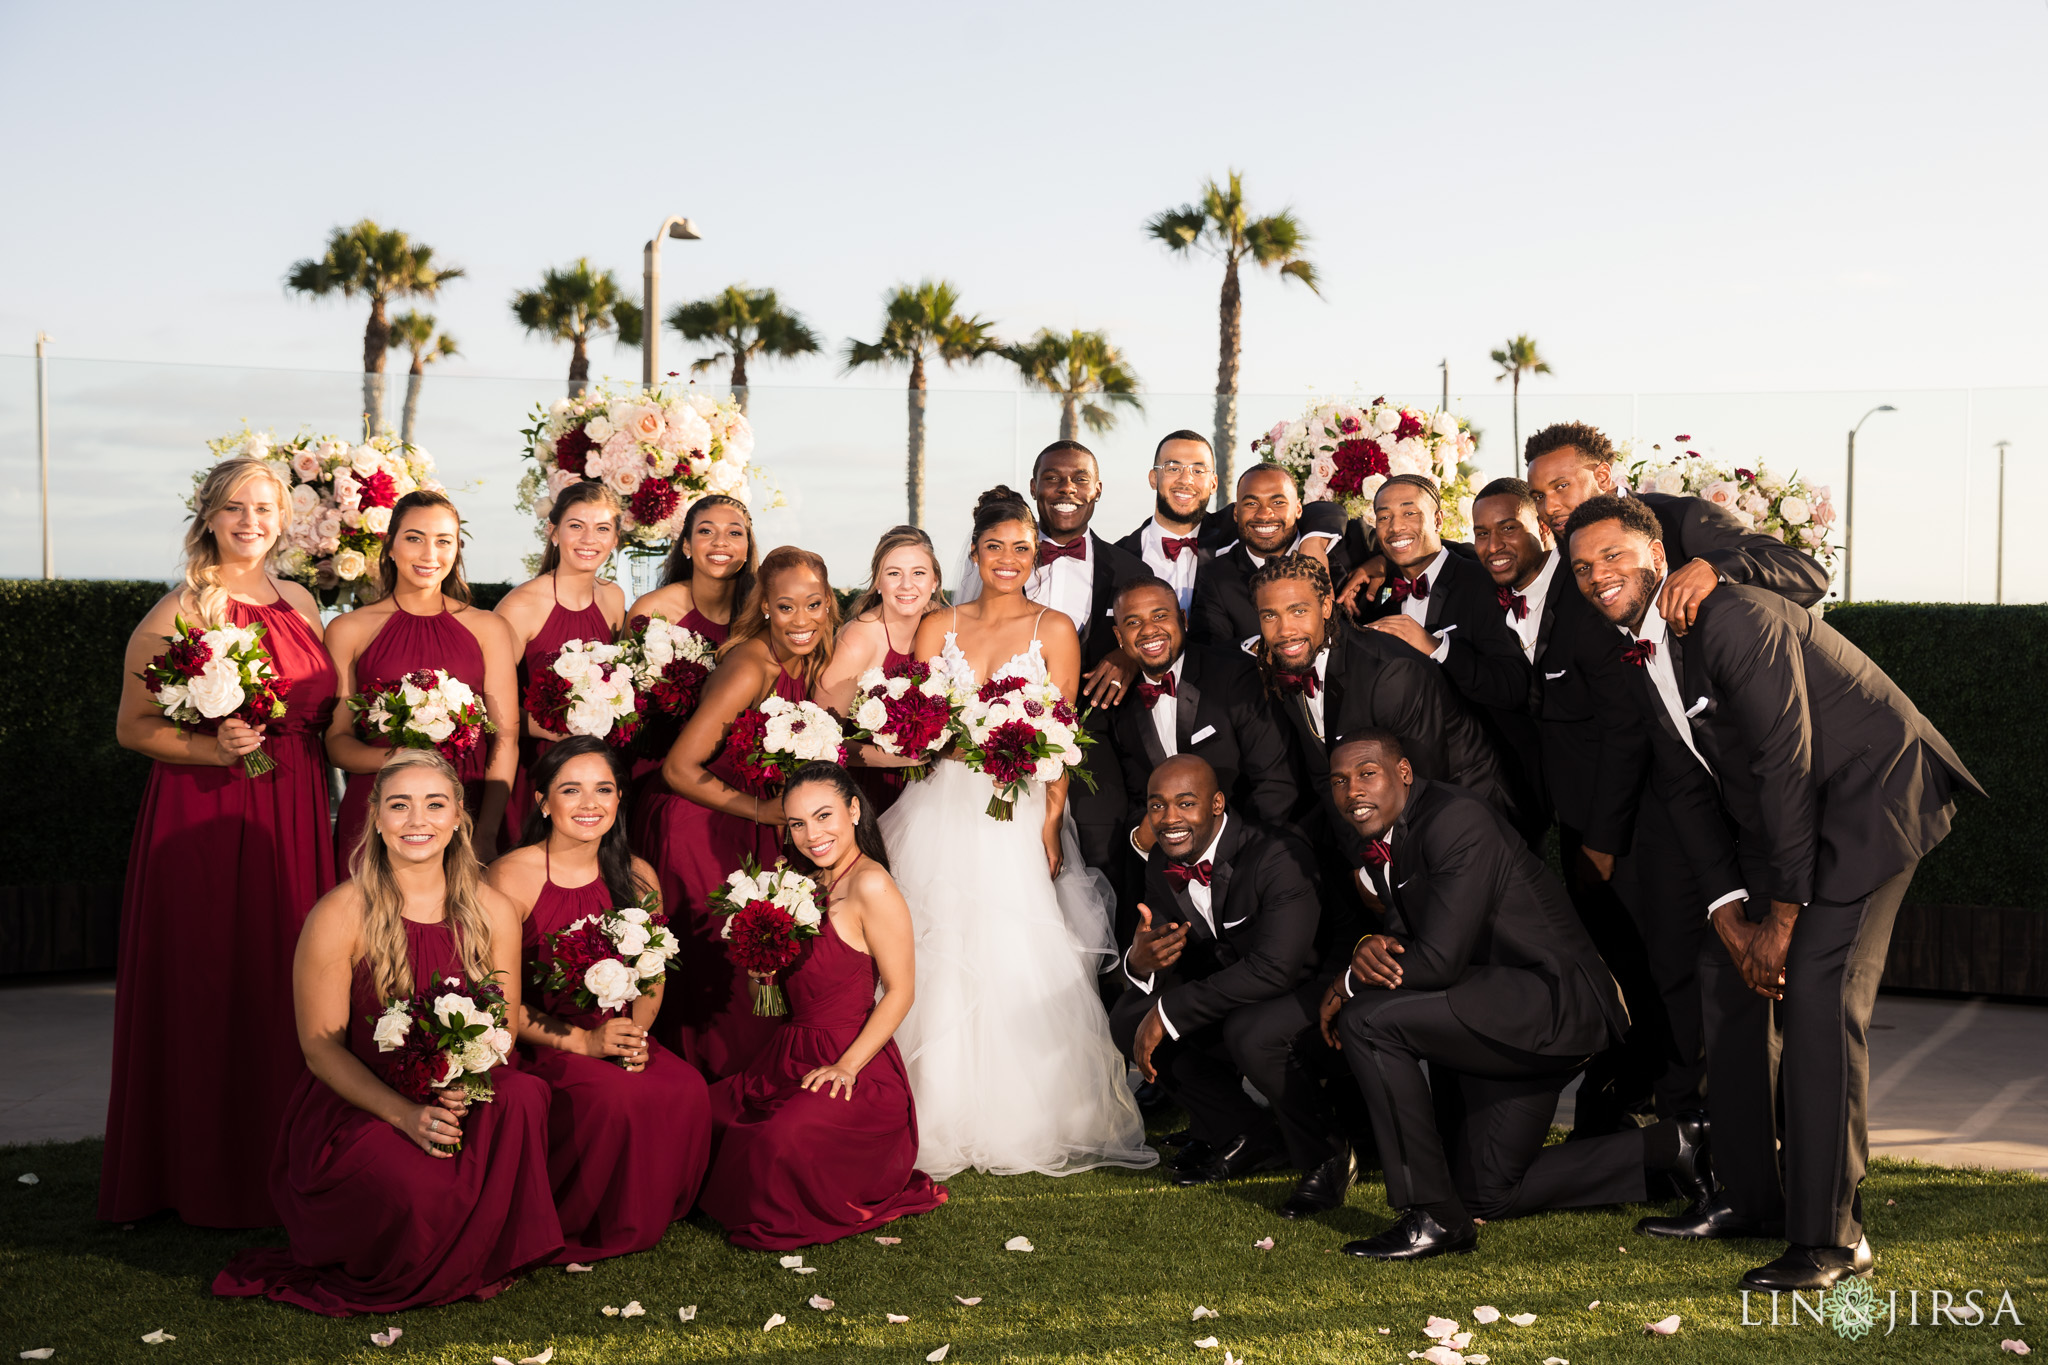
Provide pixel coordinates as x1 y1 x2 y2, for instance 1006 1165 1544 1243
853 642 918 818
334 606 494 867
702 912 946 1250
631 659 803 1081
508 586 615 836
520 866 712 1262
214 917 562 1315
100 595 337 1228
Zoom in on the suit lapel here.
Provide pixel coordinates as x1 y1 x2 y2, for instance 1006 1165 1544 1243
1319 637 1348 746
1533 555 1562 662
1422 553 1451 631
1084 532 1116 649
1201 819 1242 940
1131 690 1168 767
1174 652 1203 753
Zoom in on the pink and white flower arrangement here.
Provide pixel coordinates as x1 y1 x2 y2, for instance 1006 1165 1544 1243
533 897 679 1032
370 973 514 1150
1624 435 1838 580
954 674 1094 821
850 657 959 782
138 616 287 777
517 386 754 553
524 639 639 746
1249 398 1481 539
350 668 496 765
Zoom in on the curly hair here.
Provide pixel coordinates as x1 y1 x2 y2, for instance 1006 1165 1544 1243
1524 421 1616 470
1247 551 1332 602
1562 492 1662 551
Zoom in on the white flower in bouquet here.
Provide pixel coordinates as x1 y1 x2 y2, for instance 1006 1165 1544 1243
602 462 646 498
584 414 616 442
438 677 479 710
854 693 889 732
1778 495 1812 527
582 957 639 1013
1372 406 1403 434
1652 466 1690 496
705 459 749 498
361 506 392 535
760 697 845 762
1757 467 1788 495
1701 480 1740 511
616 904 649 924
458 1036 500 1074
634 949 667 978
616 402 668 445
186 657 248 718
612 917 653 959
334 548 367 581
412 705 456 745
372 1002 412 1052
432 991 496 1033
289 482 321 516
1432 410 1461 438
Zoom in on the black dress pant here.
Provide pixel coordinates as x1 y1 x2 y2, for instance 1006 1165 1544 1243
1337 989 1647 1219
1607 792 1711 1116
1701 864 1914 1248
1560 823 1674 1132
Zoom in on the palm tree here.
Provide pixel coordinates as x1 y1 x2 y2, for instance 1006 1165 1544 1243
1489 334 1553 473
1002 328 1144 442
287 220 465 434
667 285 821 412
843 280 1000 527
390 311 459 446
510 259 645 397
1146 171 1319 496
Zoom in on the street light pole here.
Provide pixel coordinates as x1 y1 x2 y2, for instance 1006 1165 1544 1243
1993 440 2011 604
641 216 701 390
35 331 53 580
1438 358 1448 413
1843 403 1896 603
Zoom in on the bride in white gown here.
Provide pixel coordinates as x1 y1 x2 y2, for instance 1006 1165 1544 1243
877 486 1157 1180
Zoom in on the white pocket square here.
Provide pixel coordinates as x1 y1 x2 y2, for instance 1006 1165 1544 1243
1190 724 1217 744
1397 877 1412 889
1684 696 1710 718
1545 670 1567 680
1222 917 1248 929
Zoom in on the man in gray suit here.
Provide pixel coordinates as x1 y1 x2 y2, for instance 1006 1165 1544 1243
1566 493 1984 1292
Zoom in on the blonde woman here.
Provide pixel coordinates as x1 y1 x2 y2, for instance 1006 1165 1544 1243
819 525 944 816
215 750 561 1315
102 457 337 1229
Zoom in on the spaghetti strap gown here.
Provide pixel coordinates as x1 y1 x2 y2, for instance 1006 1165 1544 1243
702 911 946 1250
100 595 338 1227
334 606 493 867
508 582 615 838
632 665 804 1080
852 642 918 818
213 917 562 1315
520 865 712 1262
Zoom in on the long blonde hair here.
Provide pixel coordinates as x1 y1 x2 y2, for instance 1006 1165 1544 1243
721 544 839 693
845 525 943 622
351 749 494 1001
183 458 293 627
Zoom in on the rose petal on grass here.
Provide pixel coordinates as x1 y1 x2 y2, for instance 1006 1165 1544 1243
791 1266 818 1274
1417 1348 1464 1365
1253 1237 1274 1251
1424 1317 1460 1340
1886 1199 1897 1206
1004 1236 1034 1252
519 1349 555 1364
887 1314 910 1324
2001 1344 2030 1357
1618 1245 1628 1253
492 1357 516 1365
1544 1357 1570 1364
678 1306 697 1324
1450 1332 1474 1349
600 1306 620 1317
1378 1327 1392 1335
1224 1353 1245 1365
779 1255 806 1268
20 1352 55 1361
1464 1355 1490 1364
954 1296 982 1307
140 1331 175 1344
808 1295 835 1311
1192 1306 1219 1321
1587 1301 1601 1310
926 1347 951 1363
1507 1314 1536 1327
369 1329 402 1348
1645 1314 1681 1335
1194 1337 1219 1349
17 1173 38 1185
763 1314 786 1332
564 1262 594 1272
874 1236 902 1245
619 1302 645 1319
1472 1307 1500 1324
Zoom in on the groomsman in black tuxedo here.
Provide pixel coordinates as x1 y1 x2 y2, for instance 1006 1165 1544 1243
1320 731 1708 1262
1567 494 1984 1290
1025 440 1151 879
1189 463 1350 652
1114 430 1224 612
1109 755 1356 1217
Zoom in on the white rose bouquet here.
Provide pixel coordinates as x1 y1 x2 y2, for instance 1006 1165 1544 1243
370 972 515 1152
709 858 825 1015
138 615 288 777
850 657 958 782
718 696 849 798
954 673 1094 821
1249 398 1482 539
524 638 639 747
533 895 679 1041
1624 434 1839 580
349 668 496 766
618 613 719 755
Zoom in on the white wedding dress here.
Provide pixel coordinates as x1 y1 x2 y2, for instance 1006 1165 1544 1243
878 628 1158 1180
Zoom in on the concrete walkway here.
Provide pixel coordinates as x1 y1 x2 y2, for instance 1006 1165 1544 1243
2 976 2044 1175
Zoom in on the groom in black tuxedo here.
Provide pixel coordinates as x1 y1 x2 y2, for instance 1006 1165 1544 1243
1108 755 1356 1217
1189 463 1351 652
1321 731 1709 1262
1568 494 1985 1291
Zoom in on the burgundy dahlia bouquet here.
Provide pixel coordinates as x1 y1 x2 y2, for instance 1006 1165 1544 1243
523 638 639 748
533 896 679 1039
848 656 958 782
619 613 718 757
369 973 514 1153
709 858 825 1015
716 696 848 798
350 668 495 765
139 616 288 777
953 673 1094 821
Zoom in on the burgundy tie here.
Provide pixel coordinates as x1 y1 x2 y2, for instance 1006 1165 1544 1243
1387 573 1431 605
1135 673 1177 709
1497 585 1529 621
1166 859 1213 888
1038 537 1086 566
1161 535 1201 561
1362 839 1392 867
1622 639 1657 667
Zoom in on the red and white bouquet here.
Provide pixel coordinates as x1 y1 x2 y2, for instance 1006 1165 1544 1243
1626 436 1839 581
620 613 719 752
954 674 1094 821
717 696 848 798
709 858 824 1015
139 616 288 777
533 897 679 1036
524 638 639 747
850 657 957 782
350 668 496 765
1250 398 1481 539
517 386 754 557
370 973 515 1152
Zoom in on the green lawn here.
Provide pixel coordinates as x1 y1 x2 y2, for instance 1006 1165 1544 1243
2 1134 2043 1363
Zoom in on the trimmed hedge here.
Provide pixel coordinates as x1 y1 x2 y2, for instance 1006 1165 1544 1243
0 585 2036 909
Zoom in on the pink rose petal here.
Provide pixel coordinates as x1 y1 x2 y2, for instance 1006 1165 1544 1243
875 1236 902 1245
954 1296 982 1307
887 1314 910 1324
1253 1236 1274 1251
1645 1314 1681 1335
1424 1316 1460 1340
369 1329 402 1348
1473 1307 1500 1324
2001 1344 2030 1357
564 1262 594 1272
808 1295 835 1311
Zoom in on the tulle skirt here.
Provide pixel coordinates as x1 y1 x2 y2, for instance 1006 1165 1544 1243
878 761 1157 1180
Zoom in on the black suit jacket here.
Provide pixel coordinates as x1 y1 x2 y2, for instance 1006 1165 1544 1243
1111 645 1298 835
1066 530 1150 671
1139 817 1322 1035
1634 490 1830 607
1366 780 1629 1059
1533 560 1646 854
1645 587 1984 906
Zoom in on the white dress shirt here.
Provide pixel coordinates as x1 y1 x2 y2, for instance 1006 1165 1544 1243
1506 551 1561 662
1341 827 1396 999
1139 518 1202 610
1124 815 1229 1039
1126 654 1191 856
1302 647 1330 737
1396 548 1453 663
1028 535 1093 633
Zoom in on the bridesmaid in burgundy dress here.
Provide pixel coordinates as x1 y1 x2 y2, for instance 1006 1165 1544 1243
703 760 946 1250
103 457 338 1228
645 544 838 1080
818 526 944 818
215 750 561 1314
484 737 712 1263
325 491 519 866
494 481 627 827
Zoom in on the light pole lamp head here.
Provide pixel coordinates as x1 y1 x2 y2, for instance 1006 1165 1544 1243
668 219 701 240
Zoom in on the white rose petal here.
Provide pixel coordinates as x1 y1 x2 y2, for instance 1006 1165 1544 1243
1416 1349 1463 1365
1645 1315 1681 1335
808 1295 835 1311
564 1263 593 1272
1253 1236 1274 1250
678 1305 697 1322
1004 1236 1034 1252
1195 1337 1219 1350
887 1313 910 1323
619 1301 645 1318
1424 1317 1460 1340
763 1314 786 1332
954 1296 982 1306
17 1173 39 1185
20 1351 55 1361
1192 1306 1218 1320
140 1331 175 1344
1473 1306 1500 1324
875 1236 902 1245
926 1348 951 1364
1507 1313 1536 1326
779 1254 805 1268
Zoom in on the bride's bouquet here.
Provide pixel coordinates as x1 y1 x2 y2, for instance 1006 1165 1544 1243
139 616 288 777
350 668 496 766
718 696 848 798
954 675 1095 821
524 638 640 748
620 613 719 755
533 897 679 1040
849 657 958 782
369 973 515 1153
709 858 824 1016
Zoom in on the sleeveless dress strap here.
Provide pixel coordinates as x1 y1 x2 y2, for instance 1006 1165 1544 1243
1031 607 1048 642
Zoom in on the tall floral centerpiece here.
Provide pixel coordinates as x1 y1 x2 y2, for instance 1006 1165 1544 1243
1623 435 1839 584
1249 398 1481 540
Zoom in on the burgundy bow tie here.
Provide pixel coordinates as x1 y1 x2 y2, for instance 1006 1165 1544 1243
1135 673 1176 709
1274 669 1320 698
1166 859 1213 888
1497 585 1529 621
1386 573 1430 605
1038 537 1086 566
1161 535 1201 562
1622 638 1657 667
1362 839 1392 868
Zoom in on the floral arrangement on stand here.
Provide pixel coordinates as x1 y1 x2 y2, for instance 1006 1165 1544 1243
196 427 443 606
709 859 825 1015
1623 435 1839 581
516 386 755 572
369 973 515 1151
1249 398 1481 540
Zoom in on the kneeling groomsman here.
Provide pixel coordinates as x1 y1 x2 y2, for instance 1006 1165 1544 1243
1110 755 1358 1219
1322 731 1710 1262
1567 494 1985 1291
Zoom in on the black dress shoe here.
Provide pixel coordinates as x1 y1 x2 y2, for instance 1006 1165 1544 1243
1739 1238 1874 1290
1637 1193 1785 1240
1174 1133 1286 1187
1279 1146 1356 1219
1170 1139 1218 1173
1341 1208 1478 1261
1665 1113 1712 1209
